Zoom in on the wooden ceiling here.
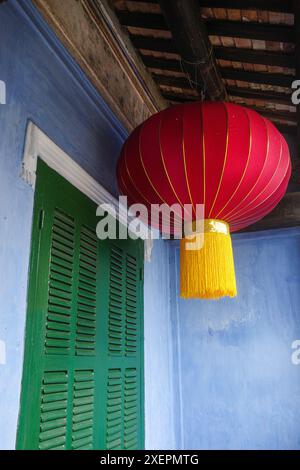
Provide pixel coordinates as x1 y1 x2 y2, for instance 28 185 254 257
110 0 297 136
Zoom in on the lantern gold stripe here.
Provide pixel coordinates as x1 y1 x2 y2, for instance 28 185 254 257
228 135 283 222
182 105 196 217
230 192 284 230
139 122 169 207
215 107 252 220
230 184 285 228
119 168 139 206
208 102 230 218
124 141 153 206
229 153 289 226
230 176 289 230
125 137 184 228
158 114 186 211
224 116 270 221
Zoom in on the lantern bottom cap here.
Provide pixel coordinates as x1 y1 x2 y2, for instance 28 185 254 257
180 219 237 300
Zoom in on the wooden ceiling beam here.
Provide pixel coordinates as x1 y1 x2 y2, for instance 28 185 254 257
162 92 198 103
154 68 294 88
227 87 292 105
206 20 294 43
131 35 176 53
250 106 296 122
162 88 294 111
131 36 294 70
142 54 181 71
117 10 166 30
215 47 295 68
154 73 198 89
127 0 294 14
221 68 295 87
141 49 295 72
160 91 296 124
275 124 297 135
155 70 293 90
117 11 295 43
199 1 294 13
158 0 226 100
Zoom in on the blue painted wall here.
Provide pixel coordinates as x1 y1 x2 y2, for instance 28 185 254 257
172 228 300 450
1 0 299 452
144 240 179 449
0 0 175 449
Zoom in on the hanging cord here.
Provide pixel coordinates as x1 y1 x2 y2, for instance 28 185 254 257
179 47 213 100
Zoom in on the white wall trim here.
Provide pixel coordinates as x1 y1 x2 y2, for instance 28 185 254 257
21 121 153 260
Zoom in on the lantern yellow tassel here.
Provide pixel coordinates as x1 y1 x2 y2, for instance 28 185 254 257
180 219 237 299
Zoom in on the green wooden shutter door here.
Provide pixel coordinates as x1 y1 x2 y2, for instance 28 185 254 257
101 244 143 450
17 161 144 450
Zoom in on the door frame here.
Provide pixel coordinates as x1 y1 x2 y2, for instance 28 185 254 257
21 122 152 259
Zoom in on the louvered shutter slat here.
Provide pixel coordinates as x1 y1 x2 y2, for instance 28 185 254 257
104 243 143 450
38 371 68 450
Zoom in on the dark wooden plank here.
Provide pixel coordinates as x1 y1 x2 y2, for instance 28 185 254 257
227 87 292 105
127 0 293 13
132 36 294 69
155 69 295 89
206 20 295 43
117 10 167 30
142 50 295 73
117 11 295 43
120 0 158 3
200 0 293 13
141 54 181 71
165 90 293 108
275 123 297 135
153 73 196 89
131 35 176 53
221 68 295 87
215 47 295 68
250 106 296 123
162 93 198 103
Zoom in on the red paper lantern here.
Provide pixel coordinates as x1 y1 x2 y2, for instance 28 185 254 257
117 102 291 299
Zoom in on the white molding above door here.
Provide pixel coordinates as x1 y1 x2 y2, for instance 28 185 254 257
21 121 153 260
